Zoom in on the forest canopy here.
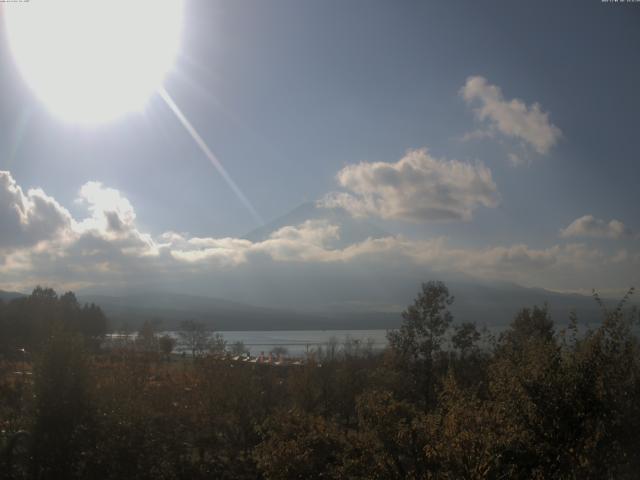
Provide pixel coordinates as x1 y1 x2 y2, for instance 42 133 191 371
0 287 108 356
1 281 639 479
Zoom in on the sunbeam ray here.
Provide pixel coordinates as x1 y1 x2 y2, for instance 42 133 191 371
158 86 263 225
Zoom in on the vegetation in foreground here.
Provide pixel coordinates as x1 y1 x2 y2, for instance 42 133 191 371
1 282 639 479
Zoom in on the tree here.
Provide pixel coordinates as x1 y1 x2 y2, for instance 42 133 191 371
355 389 431 478
208 332 227 356
230 340 249 356
270 346 288 358
387 281 454 361
178 320 211 358
79 303 108 347
386 281 455 407
118 321 133 347
254 409 352 480
451 322 481 357
158 335 177 360
31 329 95 478
500 304 554 351
137 320 160 352
0 288 108 353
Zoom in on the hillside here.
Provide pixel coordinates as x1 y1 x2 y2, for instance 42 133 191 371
78 282 614 332
244 202 389 247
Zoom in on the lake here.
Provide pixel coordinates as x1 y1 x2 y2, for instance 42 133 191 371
212 329 389 356
113 329 390 357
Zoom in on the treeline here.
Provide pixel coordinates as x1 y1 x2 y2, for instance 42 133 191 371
1 282 640 479
0 287 108 356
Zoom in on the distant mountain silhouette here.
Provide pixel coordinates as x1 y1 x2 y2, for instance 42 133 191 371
319 279 610 328
446 280 605 327
2 186 630 335
77 291 383 331
76 283 618 332
0 290 25 302
244 202 389 248
1 282 625 332
66 201 623 331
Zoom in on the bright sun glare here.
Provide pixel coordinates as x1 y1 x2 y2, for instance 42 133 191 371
4 0 183 124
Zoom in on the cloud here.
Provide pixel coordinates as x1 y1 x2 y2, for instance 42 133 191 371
560 215 630 239
166 233 632 292
461 76 561 155
507 153 525 167
459 129 496 143
75 181 137 235
0 171 636 298
0 171 73 249
319 148 500 222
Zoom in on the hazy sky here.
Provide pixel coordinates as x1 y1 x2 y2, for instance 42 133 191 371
0 0 638 301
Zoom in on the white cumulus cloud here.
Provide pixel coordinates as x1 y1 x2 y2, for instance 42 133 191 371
560 215 630 239
0 171 636 296
319 148 500 222
461 75 561 156
0 171 73 249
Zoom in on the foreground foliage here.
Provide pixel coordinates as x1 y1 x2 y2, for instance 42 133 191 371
1 282 639 479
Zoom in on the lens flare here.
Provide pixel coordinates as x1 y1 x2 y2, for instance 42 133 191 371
159 87 263 225
4 0 183 124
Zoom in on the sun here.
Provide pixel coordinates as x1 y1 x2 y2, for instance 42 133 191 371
4 0 184 124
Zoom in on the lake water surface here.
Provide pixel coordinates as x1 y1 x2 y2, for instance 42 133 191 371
215 329 389 356
137 329 389 357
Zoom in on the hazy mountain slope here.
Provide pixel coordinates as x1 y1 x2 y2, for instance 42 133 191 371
244 202 389 247
68 201 618 331
321 280 609 328
0 290 25 302
77 281 617 332
446 281 605 327
78 292 366 331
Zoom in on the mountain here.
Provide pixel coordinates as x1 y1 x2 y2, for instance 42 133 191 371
77 291 386 331
2 282 621 332
70 202 617 331
77 282 618 333
446 280 605 327
321 280 610 328
244 202 389 247
0 290 25 302
1 199 624 331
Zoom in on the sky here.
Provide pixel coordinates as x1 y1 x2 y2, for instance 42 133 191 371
0 0 638 304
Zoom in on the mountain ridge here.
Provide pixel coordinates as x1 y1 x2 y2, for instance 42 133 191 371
244 201 389 247
0 282 630 332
